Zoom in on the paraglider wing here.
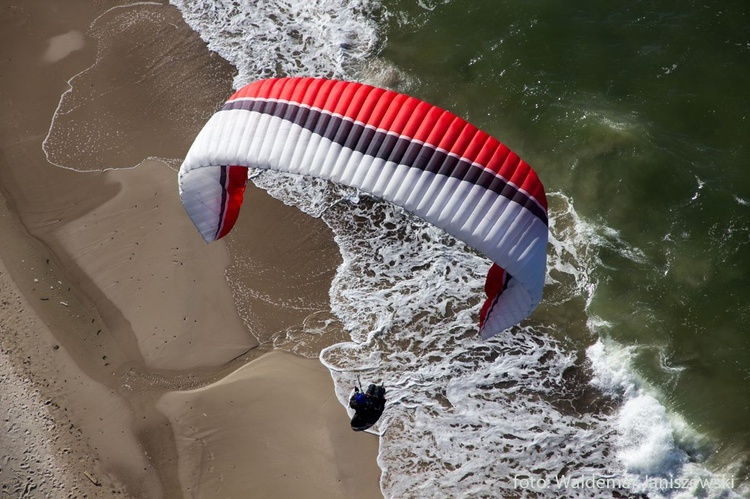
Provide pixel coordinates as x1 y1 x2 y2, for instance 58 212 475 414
178 77 548 338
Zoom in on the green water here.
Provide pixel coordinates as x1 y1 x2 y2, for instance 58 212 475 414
381 0 750 475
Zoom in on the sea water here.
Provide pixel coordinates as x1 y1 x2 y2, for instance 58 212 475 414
47 0 748 496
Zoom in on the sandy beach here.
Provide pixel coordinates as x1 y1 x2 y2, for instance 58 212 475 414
0 1 381 497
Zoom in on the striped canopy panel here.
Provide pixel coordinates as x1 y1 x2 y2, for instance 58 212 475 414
178 77 548 339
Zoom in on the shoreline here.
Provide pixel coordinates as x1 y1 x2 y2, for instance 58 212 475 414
0 1 382 497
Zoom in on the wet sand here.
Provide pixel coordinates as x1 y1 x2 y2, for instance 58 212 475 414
0 1 381 497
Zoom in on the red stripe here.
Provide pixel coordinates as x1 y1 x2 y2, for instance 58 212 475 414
479 263 507 328
216 165 248 240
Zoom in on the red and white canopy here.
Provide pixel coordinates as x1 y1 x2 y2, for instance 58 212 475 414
179 77 548 339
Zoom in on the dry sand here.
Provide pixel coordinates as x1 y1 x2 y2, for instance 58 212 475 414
158 351 380 498
0 1 381 497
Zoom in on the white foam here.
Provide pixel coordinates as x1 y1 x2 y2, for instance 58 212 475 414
170 0 385 88
617 395 684 474
588 340 685 473
587 338 638 396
